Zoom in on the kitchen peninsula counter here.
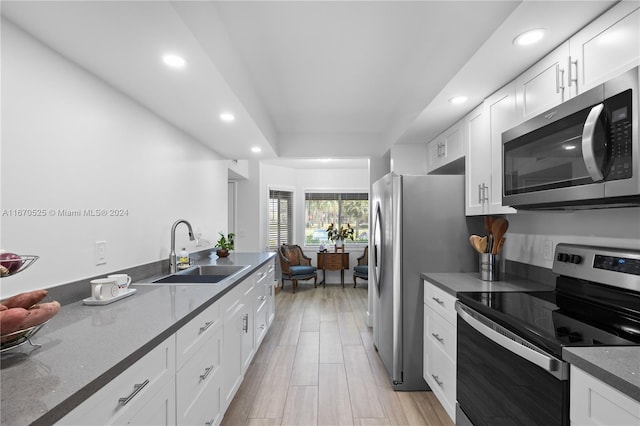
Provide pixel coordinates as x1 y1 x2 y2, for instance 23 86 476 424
0 251 275 426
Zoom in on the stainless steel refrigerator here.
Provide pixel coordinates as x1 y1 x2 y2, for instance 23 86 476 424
371 172 481 390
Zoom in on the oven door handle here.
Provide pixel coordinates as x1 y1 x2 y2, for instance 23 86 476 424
456 302 568 380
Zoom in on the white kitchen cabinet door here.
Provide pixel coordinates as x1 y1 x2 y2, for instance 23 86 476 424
515 41 570 121
57 336 176 426
427 122 464 174
240 284 256 373
486 83 518 215
177 325 223 426
570 366 640 426
422 280 456 422
569 2 640 97
122 379 176 426
464 103 491 216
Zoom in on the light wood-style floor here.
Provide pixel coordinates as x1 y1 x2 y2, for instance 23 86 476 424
221 283 454 426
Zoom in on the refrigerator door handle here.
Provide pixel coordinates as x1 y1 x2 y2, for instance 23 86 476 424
373 202 383 295
391 175 403 385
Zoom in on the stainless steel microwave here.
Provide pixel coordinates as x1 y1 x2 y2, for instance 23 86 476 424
502 66 639 209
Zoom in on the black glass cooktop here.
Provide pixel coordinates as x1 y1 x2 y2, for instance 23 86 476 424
457 281 640 358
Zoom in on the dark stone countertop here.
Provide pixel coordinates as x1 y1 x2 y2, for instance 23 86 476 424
0 251 275 426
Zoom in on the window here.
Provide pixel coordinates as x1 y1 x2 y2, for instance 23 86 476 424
305 192 369 244
268 190 293 250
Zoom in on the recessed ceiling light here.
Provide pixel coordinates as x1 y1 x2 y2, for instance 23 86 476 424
219 113 235 122
449 96 468 105
162 54 186 68
251 147 262 153
513 29 545 47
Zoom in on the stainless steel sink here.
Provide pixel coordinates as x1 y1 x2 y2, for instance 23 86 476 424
147 264 250 285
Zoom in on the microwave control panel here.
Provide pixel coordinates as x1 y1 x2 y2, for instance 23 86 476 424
606 89 632 181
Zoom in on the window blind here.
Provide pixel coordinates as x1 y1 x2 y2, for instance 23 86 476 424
268 190 293 250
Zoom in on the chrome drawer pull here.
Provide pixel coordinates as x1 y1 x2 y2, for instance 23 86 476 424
118 379 149 406
200 365 214 381
199 321 214 334
205 418 215 426
432 297 444 306
242 314 249 333
258 324 266 330
431 374 444 387
258 295 267 301
431 332 444 343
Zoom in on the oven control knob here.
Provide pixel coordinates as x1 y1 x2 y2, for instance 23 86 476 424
557 253 570 262
570 255 583 264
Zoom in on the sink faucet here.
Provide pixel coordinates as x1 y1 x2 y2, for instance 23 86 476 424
170 219 195 273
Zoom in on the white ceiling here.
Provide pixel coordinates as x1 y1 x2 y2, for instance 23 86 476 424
1 0 617 167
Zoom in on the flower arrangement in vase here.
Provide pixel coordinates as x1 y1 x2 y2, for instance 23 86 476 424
326 223 354 251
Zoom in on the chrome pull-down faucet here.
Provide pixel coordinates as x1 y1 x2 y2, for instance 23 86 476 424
170 219 195 273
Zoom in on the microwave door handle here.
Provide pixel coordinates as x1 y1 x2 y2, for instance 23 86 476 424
581 103 605 181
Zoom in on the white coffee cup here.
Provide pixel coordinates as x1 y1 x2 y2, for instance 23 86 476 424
108 274 132 293
91 277 120 301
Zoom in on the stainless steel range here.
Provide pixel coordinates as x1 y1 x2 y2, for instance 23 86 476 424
455 243 640 425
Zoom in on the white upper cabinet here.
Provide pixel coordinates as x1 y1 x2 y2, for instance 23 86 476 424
427 122 464 174
465 84 518 216
568 2 640 97
486 83 518 215
515 41 570 121
464 104 490 216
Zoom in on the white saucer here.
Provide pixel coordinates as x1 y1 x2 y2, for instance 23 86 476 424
83 288 137 306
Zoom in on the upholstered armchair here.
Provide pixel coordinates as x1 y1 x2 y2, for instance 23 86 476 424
278 244 317 293
353 246 368 287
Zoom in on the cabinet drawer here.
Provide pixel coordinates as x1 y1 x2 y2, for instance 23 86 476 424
426 307 456 362
323 256 344 269
177 326 223 425
57 336 175 425
176 301 221 368
570 366 640 426
425 339 456 422
254 299 269 346
424 282 457 325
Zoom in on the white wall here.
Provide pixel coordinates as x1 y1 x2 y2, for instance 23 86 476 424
0 20 228 296
504 207 640 269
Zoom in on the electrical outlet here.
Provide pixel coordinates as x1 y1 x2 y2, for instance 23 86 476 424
95 241 107 265
543 239 554 261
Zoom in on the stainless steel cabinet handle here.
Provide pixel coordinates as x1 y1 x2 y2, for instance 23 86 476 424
200 365 214 381
242 314 249 333
432 297 444 306
199 321 214 334
431 332 444 343
582 103 605 181
258 324 266 330
431 374 444 387
205 418 215 426
556 64 565 94
118 379 149 406
258 295 267 301
568 57 578 88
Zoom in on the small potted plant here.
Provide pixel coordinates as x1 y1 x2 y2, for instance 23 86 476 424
326 223 354 251
215 232 235 257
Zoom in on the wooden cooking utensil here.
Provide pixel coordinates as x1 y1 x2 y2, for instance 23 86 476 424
494 237 505 254
484 216 493 252
469 235 484 254
479 236 488 253
491 218 509 254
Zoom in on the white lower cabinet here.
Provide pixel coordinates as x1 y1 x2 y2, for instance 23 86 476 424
58 258 276 426
570 366 640 426
56 336 176 426
423 280 457 422
176 301 223 426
